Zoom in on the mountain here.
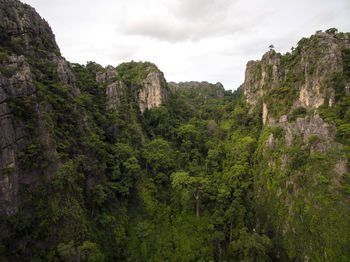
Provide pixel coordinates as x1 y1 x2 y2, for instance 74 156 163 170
0 0 79 217
0 0 349 261
244 28 350 260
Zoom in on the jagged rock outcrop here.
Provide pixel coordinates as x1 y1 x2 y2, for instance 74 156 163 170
97 63 169 112
244 51 280 111
94 64 124 110
96 65 117 85
244 30 350 123
0 0 78 216
106 80 123 110
139 69 168 113
270 113 335 152
244 30 350 154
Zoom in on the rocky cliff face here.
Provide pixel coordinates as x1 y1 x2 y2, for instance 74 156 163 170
244 30 350 259
244 30 350 124
0 0 78 216
244 29 350 158
139 69 168 113
95 65 123 110
97 62 169 112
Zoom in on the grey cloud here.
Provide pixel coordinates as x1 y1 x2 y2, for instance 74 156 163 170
121 5 270 43
170 0 234 21
123 18 192 42
119 0 250 42
123 21 230 42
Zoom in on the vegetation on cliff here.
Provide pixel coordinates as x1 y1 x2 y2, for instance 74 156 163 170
0 1 349 261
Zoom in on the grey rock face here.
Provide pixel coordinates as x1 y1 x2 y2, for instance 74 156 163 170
96 66 118 85
139 70 168 113
269 113 335 155
96 71 107 85
243 30 349 158
0 0 60 55
0 0 79 216
0 54 33 216
106 81 123 110
53 56 80 96
246 31 349 208
95 66 124 110
102 65 168 113
244 51 280 109
244 32 350 118
4 55 34 96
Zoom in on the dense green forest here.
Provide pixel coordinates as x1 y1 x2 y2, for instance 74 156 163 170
1 57 349 261
1 60 269 261
0 1 349 261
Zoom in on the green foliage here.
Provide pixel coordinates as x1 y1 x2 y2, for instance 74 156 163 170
0 51 8 63
319 72 350 144
271 126 285 139
230 228 272 261
263 85 298 118
7 96 37 132
288 106 307 122
77 241 105 262
308 134 320 145
255 122 350 261
332 71 346 102
143 138 174 183
342 47 350 79
17 143 48 170
325 28 338 34
116 61 156 88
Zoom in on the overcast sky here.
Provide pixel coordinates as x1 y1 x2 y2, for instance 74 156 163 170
23 0 350 90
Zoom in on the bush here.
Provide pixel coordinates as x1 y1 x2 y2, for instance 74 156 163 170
0 52 8 63
17 143 48 170
332 72 345 102
288 107 307 122
325 28 338 34
341 47 350 79
271 126 285 139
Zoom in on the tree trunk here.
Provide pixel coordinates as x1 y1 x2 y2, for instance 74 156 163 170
195 191 200 217
230 221 232 244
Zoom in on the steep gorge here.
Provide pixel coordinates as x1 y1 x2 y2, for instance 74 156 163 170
0 0 349 261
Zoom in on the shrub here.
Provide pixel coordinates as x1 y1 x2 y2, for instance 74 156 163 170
271 126 285 139
288 107 307 122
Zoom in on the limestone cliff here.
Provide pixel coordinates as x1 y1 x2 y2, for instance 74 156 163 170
139 69 168 113
244 29 350 260
0 0 78 216
244 29 350 159
244 30 350 124
95 65 123 110
97 62 169 112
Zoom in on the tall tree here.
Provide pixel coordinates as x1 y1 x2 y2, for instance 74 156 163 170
171 171 209 217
